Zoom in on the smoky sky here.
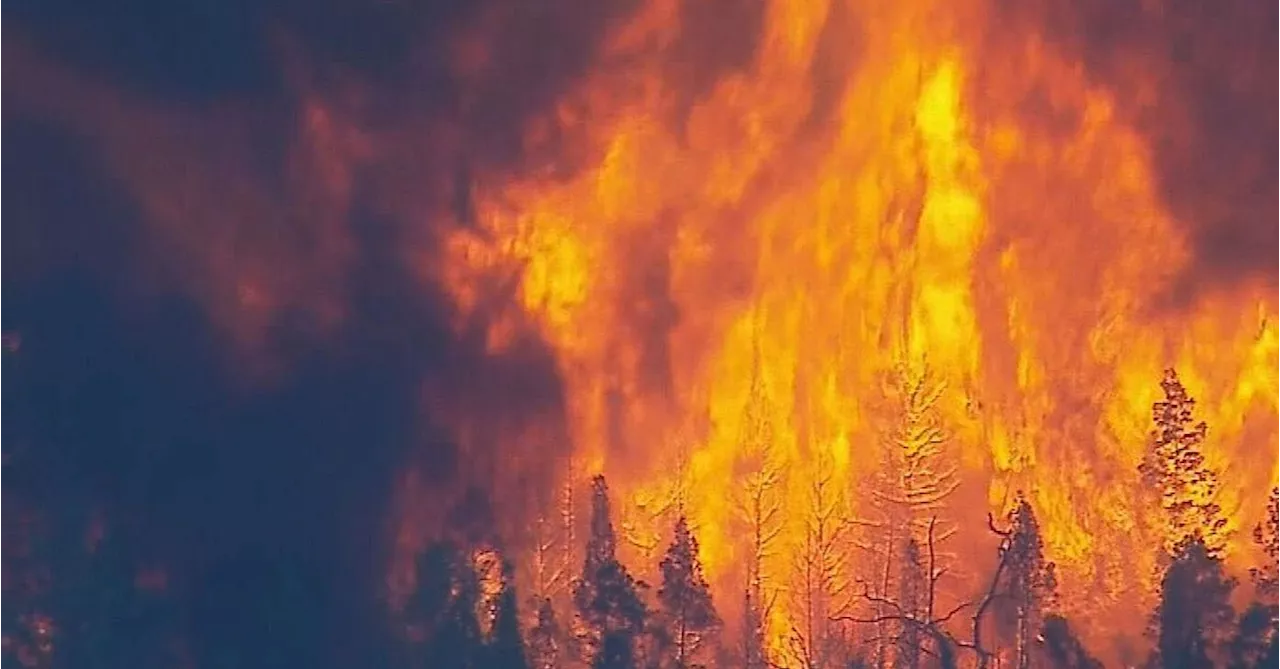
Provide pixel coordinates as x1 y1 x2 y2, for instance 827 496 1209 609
3 0 614 664
1014 0 1278 296
2 0 1275 665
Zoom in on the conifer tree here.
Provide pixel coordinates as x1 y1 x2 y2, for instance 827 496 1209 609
483 563 530 669
1138 368 1228 555
1229 486 1279 669
657 516 721 668
406 542 483 669
1148 538 1237 669
854 363 959 669
1250 486 1279 596
1041 615 1102 669
895 539 924 669
996 495 1058 669
528 598 562 669
573 475 648 669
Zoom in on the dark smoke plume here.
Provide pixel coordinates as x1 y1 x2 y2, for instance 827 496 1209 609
4 0 636 663
1006 0 1278 298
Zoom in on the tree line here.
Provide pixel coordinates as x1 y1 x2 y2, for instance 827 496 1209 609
3 368 1277 668
390 368 1279 669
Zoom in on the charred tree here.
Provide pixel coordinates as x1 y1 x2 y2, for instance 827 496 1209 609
853 362 960 668
528 598 562 669
483 562 531 669
835 518 967 669
788 452 852 669
1138 368 1228 556
895 539 925 669
573 475 648 669
1229 486 1280 669
1249 486 1279 596
1147 538 1237 669
737 446 784 666
656 516 722 668
1041 615 1103 669
993 494 1059 669
406 542 484 669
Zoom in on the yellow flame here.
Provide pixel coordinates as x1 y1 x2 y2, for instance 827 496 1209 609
435 0 1279 659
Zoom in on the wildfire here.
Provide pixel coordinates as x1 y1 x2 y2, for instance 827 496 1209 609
433 0 1277 659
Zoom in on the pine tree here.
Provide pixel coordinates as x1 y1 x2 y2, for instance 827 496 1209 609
1229 603 1278 669
406 542 484 669
1250 486 1278 596
1041 615 1102 669
854 363 959 669
895 539 924 669
657 516 721 668
996 495 1058 669
573 475 648 668
1138 368 1228 555
1148 538 1237 669
1229 487 1279 669
528 597 562 669
482 562 530 669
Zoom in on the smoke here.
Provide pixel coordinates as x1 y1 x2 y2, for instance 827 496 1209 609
1005 0 1278 299
3 0 640 663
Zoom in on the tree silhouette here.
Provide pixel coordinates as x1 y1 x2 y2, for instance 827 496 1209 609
853 363 960 667
1250 486 1279 595
482 562 530 669
527 597 562 669
657 515 721 668
1041 615 1102 669
994 494 1058 669
895 538 924 669
404 542 483 669
1147 538 1236 669
734 347 785 669
573 475 649 668
1138 368 1228 555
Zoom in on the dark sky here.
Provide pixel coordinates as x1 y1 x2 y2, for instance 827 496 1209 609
2 0 1275 665
2 0 600 664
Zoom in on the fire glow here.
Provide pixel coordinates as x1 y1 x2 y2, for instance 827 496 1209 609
426 0 1279 658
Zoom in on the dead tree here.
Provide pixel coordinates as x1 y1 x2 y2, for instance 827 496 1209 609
788 452 852 669
736 334 786 669
834 512 1042 669
852 362 961 667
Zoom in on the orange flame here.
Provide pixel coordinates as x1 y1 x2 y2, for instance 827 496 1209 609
436 0 1278 658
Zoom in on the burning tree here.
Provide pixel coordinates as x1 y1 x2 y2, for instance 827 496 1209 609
896 538 926 669
656 516 722 668
406 542 483 669
734 349 785 669
527 598 562 669
1138 368 1228 555
573 475 649 669
1250 486 1279 595
1147 538 1237 669
788 451 852 669
482 562 531 669
1041 615 1103 669
853 362 960 667
1228 486 1279 669
992 494 1058 669
835 517 968 669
